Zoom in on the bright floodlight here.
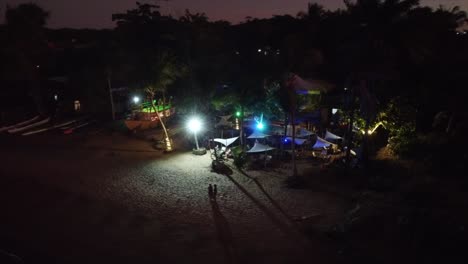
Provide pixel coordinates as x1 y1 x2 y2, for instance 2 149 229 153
188 118 202 133
133 96 140 104
256 122 264 130
332 108 338 115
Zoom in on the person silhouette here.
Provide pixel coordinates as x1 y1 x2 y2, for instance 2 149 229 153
208 184 213 199
213 184 218 199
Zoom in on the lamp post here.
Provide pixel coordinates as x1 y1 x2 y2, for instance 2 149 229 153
188 117 206 155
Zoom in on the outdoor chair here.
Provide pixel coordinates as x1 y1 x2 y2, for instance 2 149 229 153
258 154 272 161
212 146 232 161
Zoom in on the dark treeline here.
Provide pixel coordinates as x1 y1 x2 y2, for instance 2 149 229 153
1 1 467 164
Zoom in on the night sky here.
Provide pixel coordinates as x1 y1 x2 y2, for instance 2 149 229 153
1 0 467 28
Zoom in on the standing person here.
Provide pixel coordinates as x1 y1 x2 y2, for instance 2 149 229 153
208 184 213 199
213 184 218 200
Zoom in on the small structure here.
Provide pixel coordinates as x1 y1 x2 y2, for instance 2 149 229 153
247 142 275 167
212 137 239 147
74 100 81 112
284 137 307 145
324 130 342 141
125 101 175 131
296 127 314 137
312 136 334 149
247 142 275 153
247 131 270 139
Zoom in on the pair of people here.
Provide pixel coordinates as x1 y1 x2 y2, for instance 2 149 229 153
208 184 218 199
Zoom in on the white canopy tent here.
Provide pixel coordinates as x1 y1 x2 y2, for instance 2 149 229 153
212 137 239 147
312 136 335 149
247 131 270 139
247 142 275 153
285 137 307 145
287 126 314 137
297 128 314 137
324 130 343 140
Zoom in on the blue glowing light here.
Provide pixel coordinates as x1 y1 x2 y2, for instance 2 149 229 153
254 113 265 130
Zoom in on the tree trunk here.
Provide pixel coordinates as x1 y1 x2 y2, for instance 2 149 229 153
240 105 245 150
345 106 355 175
281 114 288 153
361 80 371 177
291 111 298 177
363 116 370 176
107 70 115 121
152 100 172 151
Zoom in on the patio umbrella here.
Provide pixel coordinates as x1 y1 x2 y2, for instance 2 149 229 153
247 131 270 139
212 137 239 147
312 136 334 149
246 142 275 153
285 137 307 145
324 130 342 140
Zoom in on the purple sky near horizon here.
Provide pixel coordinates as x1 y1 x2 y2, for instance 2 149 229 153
1 0 467 29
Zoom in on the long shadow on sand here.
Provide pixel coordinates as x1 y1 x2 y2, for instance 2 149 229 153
209 192 236 264
212 162 306 244
237 168 294 223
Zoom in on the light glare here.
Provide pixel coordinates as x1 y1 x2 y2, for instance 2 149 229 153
188 118 202 133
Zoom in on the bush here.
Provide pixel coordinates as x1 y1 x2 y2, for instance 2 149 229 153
231 146 247 168
387 123 419 157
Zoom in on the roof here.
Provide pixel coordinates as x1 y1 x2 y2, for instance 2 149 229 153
212 137 238 147
324 130 343 140
312 136 334 149
247 131 270 139
247 142 275 153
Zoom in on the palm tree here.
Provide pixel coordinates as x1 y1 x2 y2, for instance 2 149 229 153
280 73 299 178
297 2 326 21
145 52 185 152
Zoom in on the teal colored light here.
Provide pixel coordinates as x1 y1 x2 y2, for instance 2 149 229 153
256 123 264 130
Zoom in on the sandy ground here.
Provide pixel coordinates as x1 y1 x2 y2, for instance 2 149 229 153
0 128 351 263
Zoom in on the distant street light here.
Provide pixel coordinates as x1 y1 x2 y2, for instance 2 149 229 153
133 96 140 104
